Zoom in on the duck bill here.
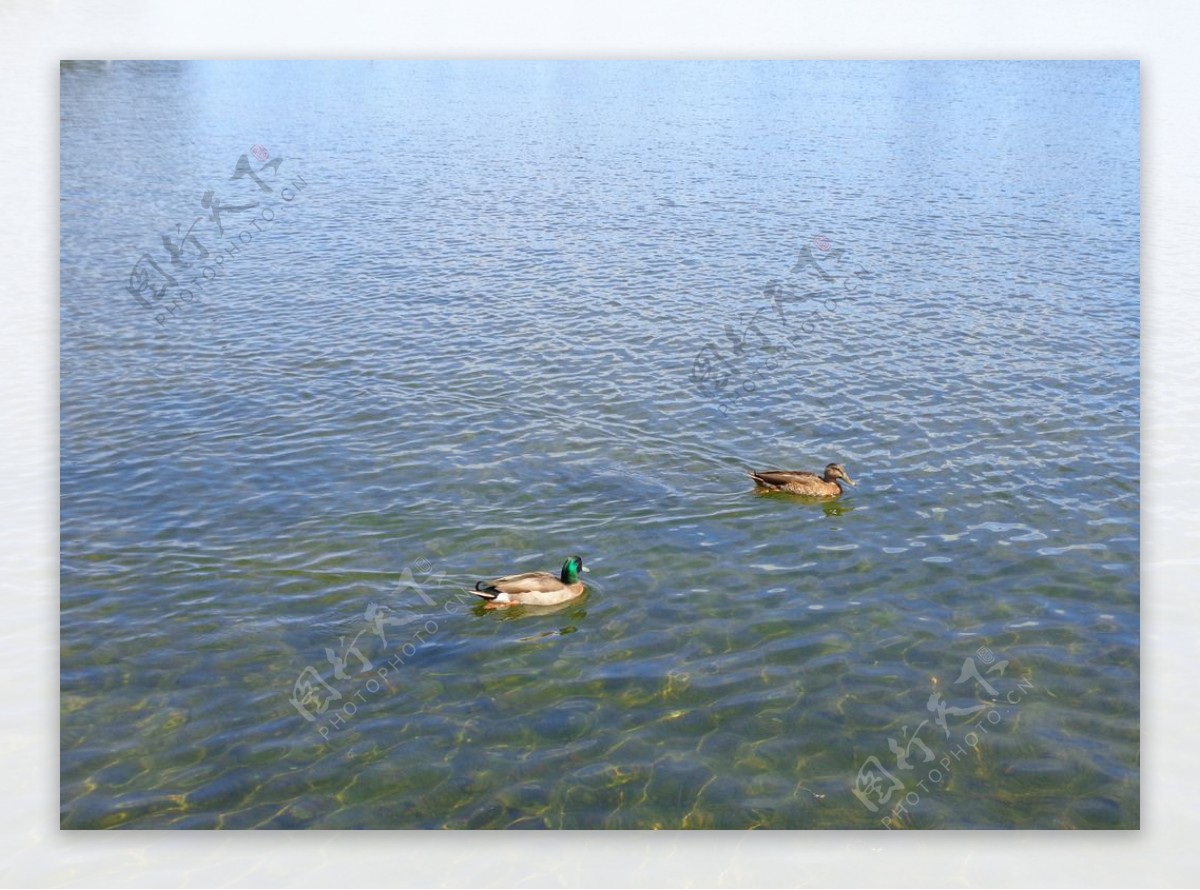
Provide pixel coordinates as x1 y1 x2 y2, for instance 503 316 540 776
843 476 856 487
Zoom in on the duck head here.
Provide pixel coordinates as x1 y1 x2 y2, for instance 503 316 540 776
560 556 585 584
825 463 855 487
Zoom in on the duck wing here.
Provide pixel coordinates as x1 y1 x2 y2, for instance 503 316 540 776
749 470 822 487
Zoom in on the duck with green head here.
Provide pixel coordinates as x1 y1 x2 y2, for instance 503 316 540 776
469 556 586 608
748 463 856 498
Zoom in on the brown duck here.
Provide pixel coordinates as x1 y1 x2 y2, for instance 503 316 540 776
748 463 856 498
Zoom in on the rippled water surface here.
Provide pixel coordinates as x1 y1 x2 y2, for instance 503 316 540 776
60 61 1139 829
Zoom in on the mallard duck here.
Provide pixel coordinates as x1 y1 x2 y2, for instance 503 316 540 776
748 463 855 498
469 556 586 608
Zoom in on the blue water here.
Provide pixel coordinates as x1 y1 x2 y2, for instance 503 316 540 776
60 60 1139 829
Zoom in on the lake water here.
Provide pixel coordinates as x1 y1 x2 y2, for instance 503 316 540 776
60 60 1139 829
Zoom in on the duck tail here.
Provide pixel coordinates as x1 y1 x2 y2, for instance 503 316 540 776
469 584 497 600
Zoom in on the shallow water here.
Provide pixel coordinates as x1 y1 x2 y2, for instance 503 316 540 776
60 61 1139 829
